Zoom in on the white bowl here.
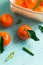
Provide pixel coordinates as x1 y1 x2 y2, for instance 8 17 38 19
10 0 43 22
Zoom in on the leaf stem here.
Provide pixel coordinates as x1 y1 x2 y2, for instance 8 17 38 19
22 47 34 56
5 52 14 62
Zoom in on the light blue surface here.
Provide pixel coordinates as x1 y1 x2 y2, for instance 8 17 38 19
0 0 43 65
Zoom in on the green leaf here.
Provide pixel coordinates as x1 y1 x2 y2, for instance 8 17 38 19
16 19 22 24
22 47 34 56
38 25 43 33
0 37 4 53
28 30 39 41
33 0 41 10
5 52 14 62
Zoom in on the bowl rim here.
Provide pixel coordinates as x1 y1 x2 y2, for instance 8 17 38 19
10 0 43 15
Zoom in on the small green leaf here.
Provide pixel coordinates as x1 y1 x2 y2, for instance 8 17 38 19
33 0 41 10
5 52 14 62
0 37 4 53
38 25 43 33
16 19 22 24
22 47 34 56
28 30 39 41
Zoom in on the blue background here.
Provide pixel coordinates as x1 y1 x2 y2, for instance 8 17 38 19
0 0 43 65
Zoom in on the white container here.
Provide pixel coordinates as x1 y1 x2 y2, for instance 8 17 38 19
10 0 43 22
